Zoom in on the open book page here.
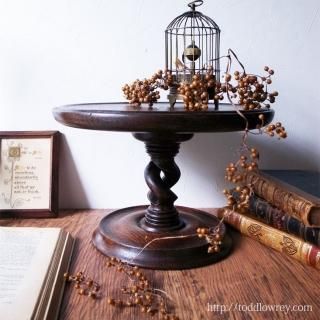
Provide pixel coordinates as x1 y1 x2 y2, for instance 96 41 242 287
0 227 61 320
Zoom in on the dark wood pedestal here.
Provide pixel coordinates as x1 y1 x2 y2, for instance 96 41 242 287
92 132 232 269
53 102 274 269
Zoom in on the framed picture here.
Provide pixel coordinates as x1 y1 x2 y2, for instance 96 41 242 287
0 131 60 218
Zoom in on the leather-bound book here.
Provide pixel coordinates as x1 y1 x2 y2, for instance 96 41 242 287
218 208 320 270
242 192 320 247
244 170 320 227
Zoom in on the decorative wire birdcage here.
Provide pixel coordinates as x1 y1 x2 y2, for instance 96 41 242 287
165 0 221 108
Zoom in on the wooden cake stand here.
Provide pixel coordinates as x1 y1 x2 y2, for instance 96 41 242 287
53 102 274 269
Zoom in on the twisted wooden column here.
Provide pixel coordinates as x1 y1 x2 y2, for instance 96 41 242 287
92 132 231 269
133 133 193 231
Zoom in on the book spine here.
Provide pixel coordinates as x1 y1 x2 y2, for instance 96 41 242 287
244 171 317 226
247 193 320 247
218 208 320 270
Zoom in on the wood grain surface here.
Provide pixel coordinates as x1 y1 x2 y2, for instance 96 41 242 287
1 209 319 320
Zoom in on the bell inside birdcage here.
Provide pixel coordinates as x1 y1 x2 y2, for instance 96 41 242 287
165 0 221 109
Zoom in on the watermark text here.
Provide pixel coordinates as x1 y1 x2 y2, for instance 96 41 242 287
207 302 313 315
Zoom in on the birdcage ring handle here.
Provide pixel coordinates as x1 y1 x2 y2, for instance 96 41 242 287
188 0 203 10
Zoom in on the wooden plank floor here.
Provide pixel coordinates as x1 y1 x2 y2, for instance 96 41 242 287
1 209 319 320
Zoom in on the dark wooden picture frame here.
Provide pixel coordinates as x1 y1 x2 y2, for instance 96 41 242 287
0 131 59 218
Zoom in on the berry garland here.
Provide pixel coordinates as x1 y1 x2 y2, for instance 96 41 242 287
122 48 287 212
106 257 179 319
64 49 288 320
122 49 281 112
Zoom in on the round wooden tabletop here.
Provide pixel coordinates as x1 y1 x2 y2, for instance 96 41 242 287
53 102 275 133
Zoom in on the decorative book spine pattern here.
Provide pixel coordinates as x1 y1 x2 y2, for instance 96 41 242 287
244 171 320 226
218 208 320 270
236 192 320 247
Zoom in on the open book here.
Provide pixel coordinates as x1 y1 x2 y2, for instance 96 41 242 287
0 227 74 320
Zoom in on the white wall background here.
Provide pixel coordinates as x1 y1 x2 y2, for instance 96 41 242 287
0 0 319 209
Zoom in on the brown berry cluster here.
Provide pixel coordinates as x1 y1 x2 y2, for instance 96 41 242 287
222 66 278 110
64 271 101 299
122 70 173 107
106 257 179 320
223 145 259 208
265 122 287 139
196 226 223 253
178 67 216 110
123 65 279 112
223 186 251 213
225 147 259 184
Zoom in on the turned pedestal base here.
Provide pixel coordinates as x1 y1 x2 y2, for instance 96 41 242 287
92 205 232 269
92 132 232 269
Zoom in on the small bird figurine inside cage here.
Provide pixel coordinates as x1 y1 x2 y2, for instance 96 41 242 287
165 0 221 109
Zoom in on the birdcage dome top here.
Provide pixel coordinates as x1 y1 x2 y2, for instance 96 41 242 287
166 1 220 35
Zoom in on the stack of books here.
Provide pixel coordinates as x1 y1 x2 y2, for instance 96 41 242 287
218 170 320 270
